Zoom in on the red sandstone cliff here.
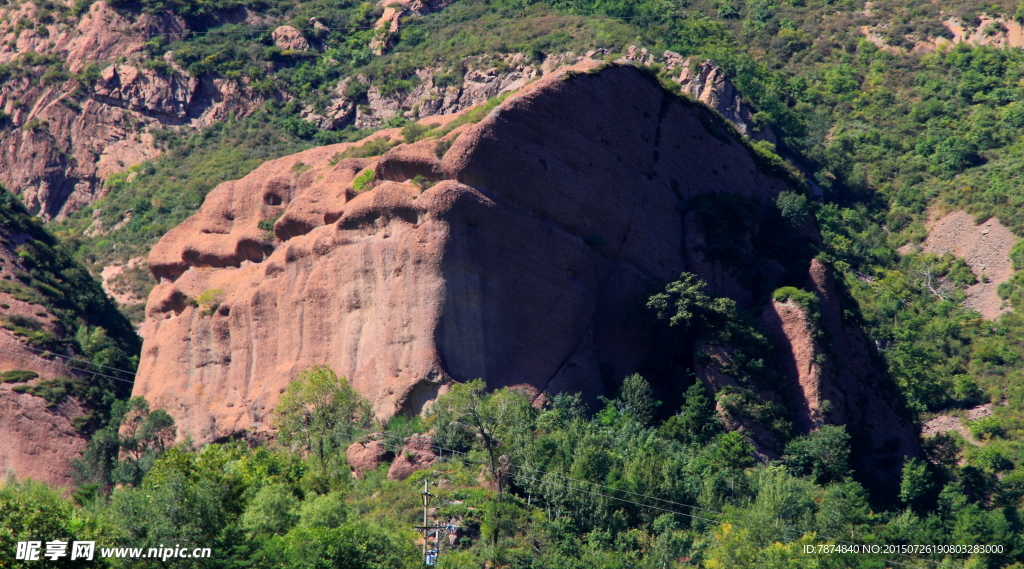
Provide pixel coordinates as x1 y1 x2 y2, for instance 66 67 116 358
132 63 918 485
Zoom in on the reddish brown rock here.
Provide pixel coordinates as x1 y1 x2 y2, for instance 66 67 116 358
387 434 437 481
757 258 919 491
346 438 392 479
272 25 310 51
0 392 88 488
0 2 268 219
0 221 121 487
375 137 445 183
133 64 919 490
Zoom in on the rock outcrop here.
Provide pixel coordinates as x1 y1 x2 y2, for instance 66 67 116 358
346 437 392 479
761 259 919 486
677 59 777 143
0 0 770 221
0 2 268 219
133 63 917 489
387 434 438 481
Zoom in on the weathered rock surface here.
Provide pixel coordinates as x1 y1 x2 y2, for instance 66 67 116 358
346 437 392 479
677 59 777 143
922 210 1014 320
761 259 919 486
272 25 311 51
0 1 268 219
0 230 93 487
0 391 88 488
387 434 438 481
133 63 918 489
0 0 768 223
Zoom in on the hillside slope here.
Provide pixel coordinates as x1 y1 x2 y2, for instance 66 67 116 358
0 186 138 486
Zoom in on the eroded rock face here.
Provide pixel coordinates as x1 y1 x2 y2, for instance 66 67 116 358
760 259 919 489
0 227 103 487
272 25 310 51
0 2 268 219
678 59 776 143
387 434 438 481
134 64 918 488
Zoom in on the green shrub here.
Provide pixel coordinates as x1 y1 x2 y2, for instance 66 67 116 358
0 369 38 383
351 168 375 192
776 190 809 229
772 286 819 315
434 135 456 159
341 137 397 159
400 122 430 143
969 415 1004 440
783 425 851 484
259 213 284 232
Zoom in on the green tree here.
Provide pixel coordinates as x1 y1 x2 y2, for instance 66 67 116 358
647 272 737 331
242 484 300 536
431 380 535 500
275 366 372 481
782 425 851 485
616 373 658 426
899 458 934 512
72 396 176 489
659 380 720 445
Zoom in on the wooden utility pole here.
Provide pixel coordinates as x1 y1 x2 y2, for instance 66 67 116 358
422 479 431 562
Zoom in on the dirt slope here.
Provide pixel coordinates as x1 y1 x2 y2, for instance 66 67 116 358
923 210 1015 319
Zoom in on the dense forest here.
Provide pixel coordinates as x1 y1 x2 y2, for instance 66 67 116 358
7 0 1024 566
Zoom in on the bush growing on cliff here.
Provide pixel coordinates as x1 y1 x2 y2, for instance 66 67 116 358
772 286 820 322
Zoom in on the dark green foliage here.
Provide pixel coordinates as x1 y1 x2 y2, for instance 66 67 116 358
772 286 820 320
72 396 176 488
255 524 419 568
616 373 658 426
783 425 851 484
647 272 736 331
258 212 284 232
659 380 720 445
775 190 809 229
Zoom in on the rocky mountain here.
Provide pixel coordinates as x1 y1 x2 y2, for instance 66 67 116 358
0 0 776 223
132 62 917 491
0 1 273 220
0 186 138 486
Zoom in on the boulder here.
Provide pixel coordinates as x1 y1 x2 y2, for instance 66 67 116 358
346 438 391 479
387 434 438 481
272 25 310 51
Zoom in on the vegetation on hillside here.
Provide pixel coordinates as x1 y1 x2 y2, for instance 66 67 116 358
7 366 1022 568
0 185 139 428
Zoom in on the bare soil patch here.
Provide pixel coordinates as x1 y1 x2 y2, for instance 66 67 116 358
923 211 1015 320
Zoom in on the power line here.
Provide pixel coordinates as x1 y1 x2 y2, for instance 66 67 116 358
0 336 135 386
0 329 965 567
341 422 960 568
2 334 140 379
0 340 957 569
332 427 958 569
0 331 970 567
